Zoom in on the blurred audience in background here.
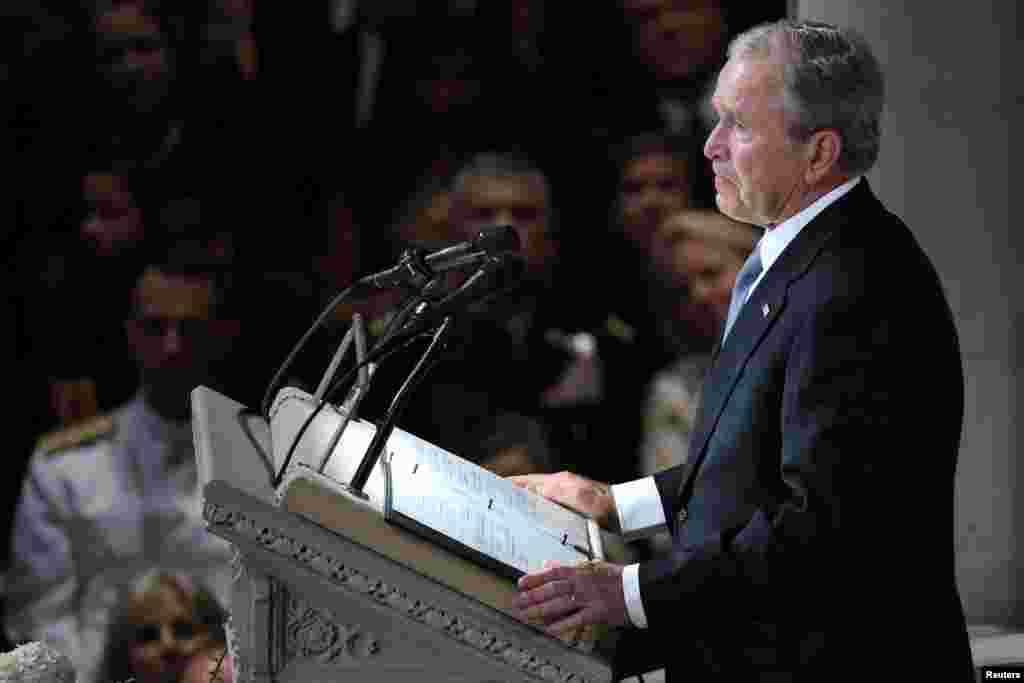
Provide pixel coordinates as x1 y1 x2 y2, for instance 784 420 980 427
5 244 239 680
3 0 787 666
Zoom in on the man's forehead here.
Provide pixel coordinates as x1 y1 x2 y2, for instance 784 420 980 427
96 4 161 38
84 172 127 199
136 268 215 318
623 0 713 14
712 57 784 110
462 176 548 206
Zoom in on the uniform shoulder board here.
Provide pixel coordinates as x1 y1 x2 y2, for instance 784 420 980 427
36 414 116 457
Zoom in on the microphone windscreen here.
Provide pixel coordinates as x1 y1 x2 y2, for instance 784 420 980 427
476 224 520 256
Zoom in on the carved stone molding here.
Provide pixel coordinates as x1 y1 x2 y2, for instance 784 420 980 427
224 618 245 683
204 500 597 683
284 595 380 666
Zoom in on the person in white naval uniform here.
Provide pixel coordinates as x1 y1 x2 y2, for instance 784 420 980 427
4 245 241 682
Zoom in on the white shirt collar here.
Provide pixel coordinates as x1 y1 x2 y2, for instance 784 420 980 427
758 176 862 275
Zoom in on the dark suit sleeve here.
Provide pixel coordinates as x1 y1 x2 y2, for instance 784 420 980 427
639 289 887 631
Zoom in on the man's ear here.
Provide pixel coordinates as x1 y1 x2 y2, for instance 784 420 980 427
804 129 842 184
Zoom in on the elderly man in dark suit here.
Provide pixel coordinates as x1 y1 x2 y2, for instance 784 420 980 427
511 19 973 681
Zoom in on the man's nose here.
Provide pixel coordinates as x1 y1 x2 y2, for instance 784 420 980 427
493 209 518 228
692 279 713 304
158 624 179 650
160 325 184 354
704 122 725 161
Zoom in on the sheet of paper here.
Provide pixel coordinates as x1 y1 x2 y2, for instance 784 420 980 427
385 428 592 551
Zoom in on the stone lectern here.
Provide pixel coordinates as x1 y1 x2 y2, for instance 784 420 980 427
191 384 621 683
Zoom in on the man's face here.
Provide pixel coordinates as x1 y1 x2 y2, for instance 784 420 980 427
81 172 145 257
125 268 237 420
618 153 691 253
622 0 726 82
674 239 742 325
704 57 809 226
457 175 554 277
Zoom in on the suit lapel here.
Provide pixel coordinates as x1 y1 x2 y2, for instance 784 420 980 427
686 278 790 474
679 180 878 500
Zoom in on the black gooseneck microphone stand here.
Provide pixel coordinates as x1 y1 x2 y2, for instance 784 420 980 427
346 313 454 494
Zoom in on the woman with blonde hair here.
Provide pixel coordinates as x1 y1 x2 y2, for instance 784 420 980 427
95 570 230 683
640 209 759 475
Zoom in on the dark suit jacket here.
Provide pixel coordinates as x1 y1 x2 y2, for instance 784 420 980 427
616 181 973 681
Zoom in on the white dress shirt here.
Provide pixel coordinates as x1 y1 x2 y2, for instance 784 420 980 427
614 176 862 628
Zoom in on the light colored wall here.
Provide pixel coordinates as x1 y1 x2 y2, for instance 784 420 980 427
794 1 1021 625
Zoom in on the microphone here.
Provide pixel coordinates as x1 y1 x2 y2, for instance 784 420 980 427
399 255 524 334
356 225 520 291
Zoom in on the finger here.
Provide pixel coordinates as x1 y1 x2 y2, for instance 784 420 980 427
515 576 574 608
541 559 563 570
517 564 574 591
546 607 588 637
516 593 578 624
508 474 543 489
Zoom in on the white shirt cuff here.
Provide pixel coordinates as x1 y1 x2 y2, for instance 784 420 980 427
612 477 667 542
622 563 648 628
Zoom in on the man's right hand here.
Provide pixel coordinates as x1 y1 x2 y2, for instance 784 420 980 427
508 471 619 532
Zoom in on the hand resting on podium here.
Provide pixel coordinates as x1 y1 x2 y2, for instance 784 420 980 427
508 471 620 533
508 473 631 638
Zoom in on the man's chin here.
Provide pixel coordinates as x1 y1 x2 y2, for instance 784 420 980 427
715 195 758 226
714 195 740 220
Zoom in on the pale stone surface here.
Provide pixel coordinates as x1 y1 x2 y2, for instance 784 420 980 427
0 641 75 683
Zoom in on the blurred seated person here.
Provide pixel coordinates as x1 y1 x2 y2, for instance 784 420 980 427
5 241 240 682
612 0 730 206
33 164 151 428
96 569 231 683
638 207 757 502
549 132 719 482
331 180 449 335
392 151 603 472
605 131 718 358
619 0 728 124
88 0 182 168
357 14 495 234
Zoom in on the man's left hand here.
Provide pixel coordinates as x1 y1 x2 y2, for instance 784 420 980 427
514 560 630 636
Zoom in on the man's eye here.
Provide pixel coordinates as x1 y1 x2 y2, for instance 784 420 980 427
469 208 497 222
512 208 542 223
137 317 167 336
172 620 198 640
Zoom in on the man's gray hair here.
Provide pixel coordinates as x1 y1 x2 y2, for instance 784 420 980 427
728 20 885 176
451 152 549 195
